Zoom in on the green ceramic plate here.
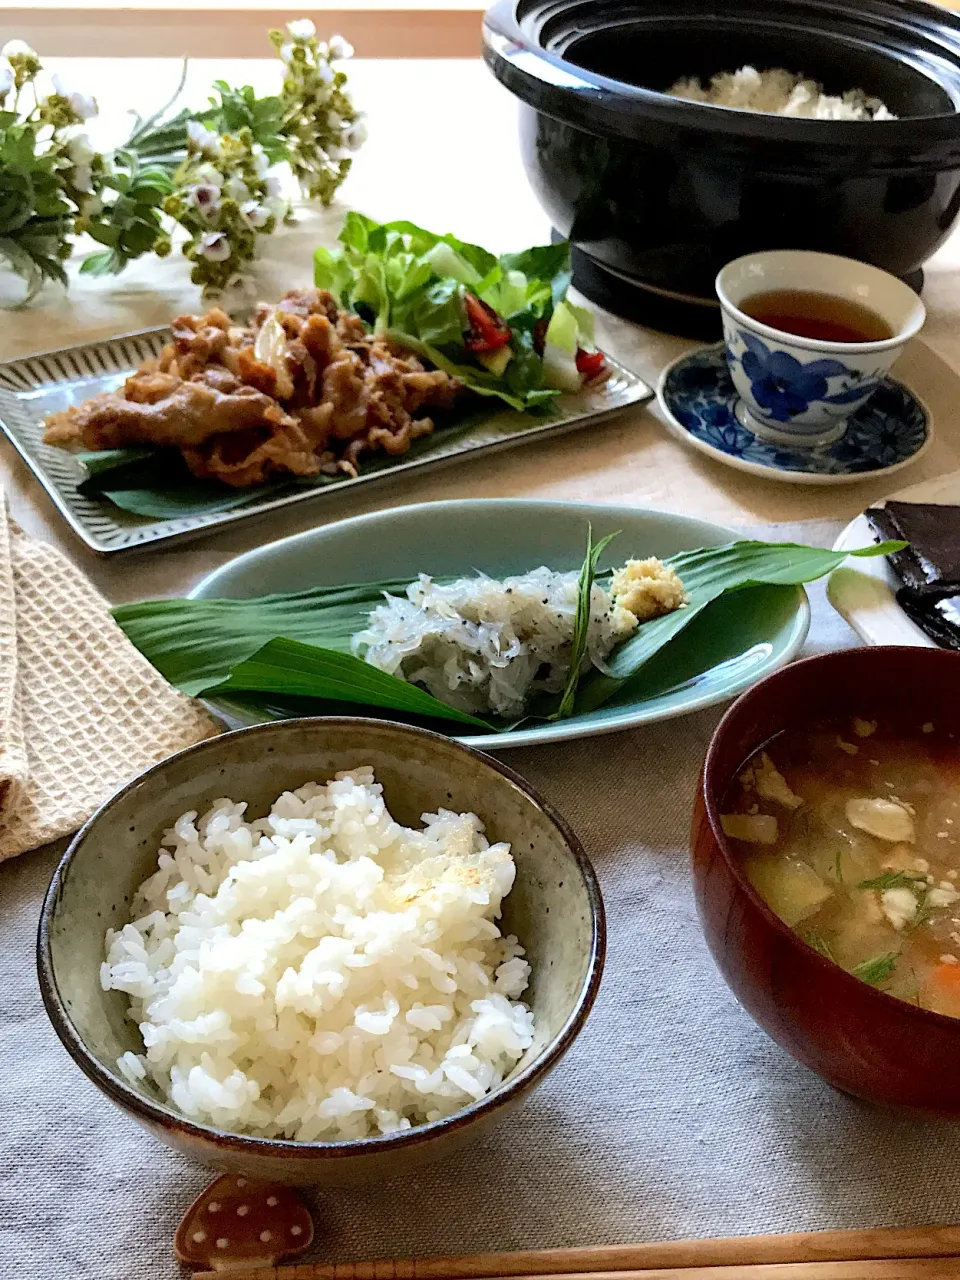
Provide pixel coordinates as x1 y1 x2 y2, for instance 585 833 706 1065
189 499 810 749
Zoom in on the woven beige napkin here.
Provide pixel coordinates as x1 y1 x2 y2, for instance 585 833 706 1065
0 492 217 860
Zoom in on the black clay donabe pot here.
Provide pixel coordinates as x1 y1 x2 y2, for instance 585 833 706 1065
482 0 960 307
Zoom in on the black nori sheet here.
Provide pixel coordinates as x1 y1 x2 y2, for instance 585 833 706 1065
898 592 960 651
865 501 960 599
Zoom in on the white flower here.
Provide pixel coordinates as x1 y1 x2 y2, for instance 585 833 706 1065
279 43 294 64
187 183 222 221
199 231 231 262
224 175 250 202
186 120 221 157
326 146 349 162
80 194 102 217
74 94 97 121
328 34 354 60
316 62 335 86
343 115 368 150
51 74 98 121
264 174 284 199
1 39 35 57
286 18 316 39
67 133 96 166
251 145 270 177
263 195 288 219
0 67 13 98
242 200 271 229
195 162 223 189
71 165 94 194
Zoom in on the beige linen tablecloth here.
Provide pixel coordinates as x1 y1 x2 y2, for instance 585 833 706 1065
6 530 960 1280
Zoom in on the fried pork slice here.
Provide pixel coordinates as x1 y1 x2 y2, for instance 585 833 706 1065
183 419 324 487
43 380 292 451
161 308 235 378
42 287 464 487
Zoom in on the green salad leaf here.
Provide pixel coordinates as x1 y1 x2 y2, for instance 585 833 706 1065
314 213 589 411
114 535 905 732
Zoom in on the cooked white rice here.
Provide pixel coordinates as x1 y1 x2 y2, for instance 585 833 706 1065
352 568 636 718
667 66 896 121
101 769 535 1140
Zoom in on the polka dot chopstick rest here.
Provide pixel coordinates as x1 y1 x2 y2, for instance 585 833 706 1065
174 1174 314 1271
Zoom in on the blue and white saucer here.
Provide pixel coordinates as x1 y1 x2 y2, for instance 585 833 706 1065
657 342 932 486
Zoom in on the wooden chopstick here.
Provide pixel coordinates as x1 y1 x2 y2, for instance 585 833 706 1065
192 1226 960 1280
194 1261 960 1280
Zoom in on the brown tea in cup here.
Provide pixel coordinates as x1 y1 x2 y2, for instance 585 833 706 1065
739 289 894 343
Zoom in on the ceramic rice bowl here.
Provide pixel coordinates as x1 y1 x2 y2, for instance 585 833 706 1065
37 717 605 1185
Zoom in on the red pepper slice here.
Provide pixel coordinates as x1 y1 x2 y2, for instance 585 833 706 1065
576 348 607 380
463 293 512 353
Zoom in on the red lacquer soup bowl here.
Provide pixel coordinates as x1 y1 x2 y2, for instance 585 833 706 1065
692 646 960 1116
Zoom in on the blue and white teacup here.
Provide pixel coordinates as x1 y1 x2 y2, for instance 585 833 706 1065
716 250 926 448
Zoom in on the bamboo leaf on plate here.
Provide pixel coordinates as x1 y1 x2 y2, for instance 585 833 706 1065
574 539 905 713
203 637 493 729
77 447 307 518
113 579 414 694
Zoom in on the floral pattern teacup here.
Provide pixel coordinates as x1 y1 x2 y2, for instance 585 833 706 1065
716 251 925 448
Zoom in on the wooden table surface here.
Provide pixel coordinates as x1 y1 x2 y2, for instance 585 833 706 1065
3 56 960 603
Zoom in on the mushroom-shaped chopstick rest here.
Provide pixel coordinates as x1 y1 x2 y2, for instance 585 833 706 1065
174 1174 314 1271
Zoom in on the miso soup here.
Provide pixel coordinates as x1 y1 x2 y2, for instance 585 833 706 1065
721 718 960 1016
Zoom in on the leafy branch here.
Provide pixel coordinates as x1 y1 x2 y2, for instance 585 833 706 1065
0 21 366 304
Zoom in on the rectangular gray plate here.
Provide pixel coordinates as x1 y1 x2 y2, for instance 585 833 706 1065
0 327 653 555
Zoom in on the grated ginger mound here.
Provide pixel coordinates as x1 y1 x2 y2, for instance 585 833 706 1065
610 558 688 624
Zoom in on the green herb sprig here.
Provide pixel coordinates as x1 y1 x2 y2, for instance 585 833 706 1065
803 932 836 963
858 871 927 892
852 953 899 986
552 524 619 721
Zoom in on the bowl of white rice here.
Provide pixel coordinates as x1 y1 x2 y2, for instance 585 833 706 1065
38 717 604 1185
